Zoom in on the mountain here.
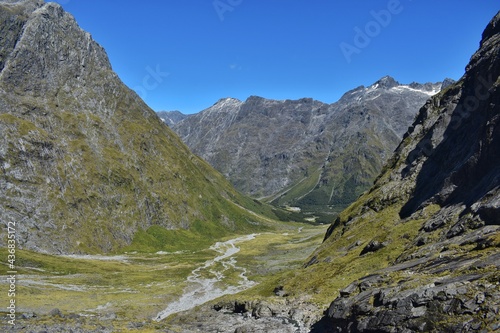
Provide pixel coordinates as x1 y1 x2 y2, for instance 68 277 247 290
156 110 189 126
164 11 500 333
173 78 445 220
293 10 500 332
0 0 280 255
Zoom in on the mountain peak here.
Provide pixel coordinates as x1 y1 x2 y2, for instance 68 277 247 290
0 0 112 98
371 75 399 89
211 97 242 110
156 110 190 126
215 97 241 104
245 95 267 102
481 10 500 46
440 77 456 90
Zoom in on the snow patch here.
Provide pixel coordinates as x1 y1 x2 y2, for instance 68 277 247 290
391 85 439 96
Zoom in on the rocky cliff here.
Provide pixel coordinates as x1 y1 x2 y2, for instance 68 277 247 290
301 10 500 332
0 0 275 254
173 78 444 219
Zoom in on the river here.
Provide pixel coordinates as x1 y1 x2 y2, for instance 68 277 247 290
154 234 258 321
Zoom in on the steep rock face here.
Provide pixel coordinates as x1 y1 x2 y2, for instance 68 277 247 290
0 0 270 254
176 96 328 201
174 80 443 218
305 11 500 332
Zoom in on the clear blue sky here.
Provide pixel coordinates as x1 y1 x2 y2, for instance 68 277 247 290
53 0 498 114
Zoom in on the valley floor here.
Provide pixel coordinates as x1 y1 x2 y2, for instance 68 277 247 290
0 224 327 332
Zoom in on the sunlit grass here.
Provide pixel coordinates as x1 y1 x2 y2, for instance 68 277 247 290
0 224 326 329
0 250 211 321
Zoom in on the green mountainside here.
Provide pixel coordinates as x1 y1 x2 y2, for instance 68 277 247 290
0 0 283 255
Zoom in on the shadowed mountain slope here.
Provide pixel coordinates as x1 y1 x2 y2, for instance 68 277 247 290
298 10 500 332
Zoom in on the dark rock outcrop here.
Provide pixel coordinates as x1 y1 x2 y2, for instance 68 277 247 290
321 256 500 332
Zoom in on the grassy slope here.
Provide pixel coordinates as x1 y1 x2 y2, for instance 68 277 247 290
1 101 287 253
